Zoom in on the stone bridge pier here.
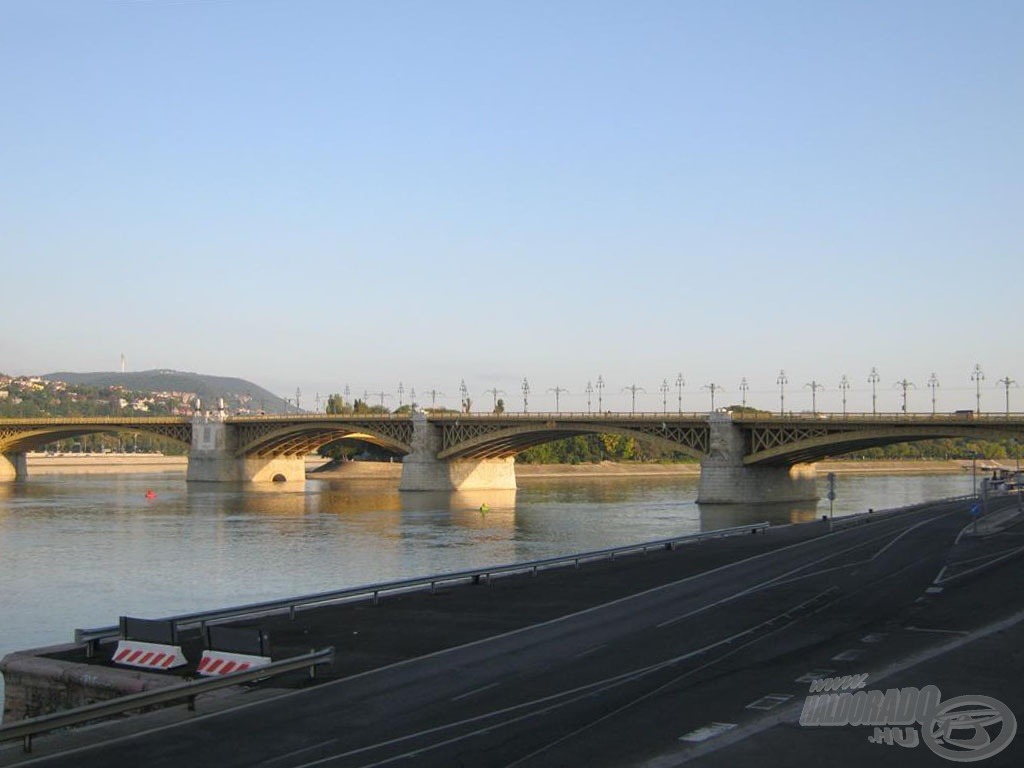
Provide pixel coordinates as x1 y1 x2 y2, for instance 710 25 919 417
0 452 28 482
186 413 305 483
697 413 818 504
399 413 517 492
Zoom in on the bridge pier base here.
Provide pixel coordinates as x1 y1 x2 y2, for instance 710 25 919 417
399 413 517 491
186 414 305 483
0 452 28 482
697 414 818 504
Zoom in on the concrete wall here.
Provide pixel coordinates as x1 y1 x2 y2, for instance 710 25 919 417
1 645 175 722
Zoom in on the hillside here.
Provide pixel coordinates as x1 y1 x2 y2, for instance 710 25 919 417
40 370 290 413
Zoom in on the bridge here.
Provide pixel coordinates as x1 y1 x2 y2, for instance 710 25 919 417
1 410 1021 503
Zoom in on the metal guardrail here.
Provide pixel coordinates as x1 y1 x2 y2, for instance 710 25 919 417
829 494 978 530
0 647 334 754
74 522 770 653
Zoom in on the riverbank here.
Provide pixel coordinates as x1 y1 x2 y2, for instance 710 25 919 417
24 455 978 478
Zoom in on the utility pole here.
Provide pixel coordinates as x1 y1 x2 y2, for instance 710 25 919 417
702 383 723 411
547 386 569 412
622 384 646 414
997 376 1017 416
894 379 915 414
484 387 505 410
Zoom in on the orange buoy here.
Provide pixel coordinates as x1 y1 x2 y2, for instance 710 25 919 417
145 490 156 499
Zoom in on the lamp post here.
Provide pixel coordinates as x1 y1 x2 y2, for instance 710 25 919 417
521 378 530 413
894 379 915 414
927 373 939 415
972 364 985 413
397 382 405 408
997 376 1017 417
622 384 646 414
839 375 850 417
739 377 749 408
868 367 880 415
596 375 605 413
777 370 787 415
675 373 685 414
702 383 723 411
659 379 670 413
805 380 824 415
585 381 594 414
547 386 568 412
460 379 470 413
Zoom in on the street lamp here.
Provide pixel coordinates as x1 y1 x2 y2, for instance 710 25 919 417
972 364 985 413
894 379 915 414
868 367 880 415
522 378 530 413
805 380 824 415
997 376 1017 417
927 373 939 415
585 381 594 414
702 383 723 411
596 375 605 412
622 384 646 414
659 379 670 413
460 379 470 413
397 382 405 408
777 370 788 415
838 375 850 417
675 373 685 414
739 377 749 408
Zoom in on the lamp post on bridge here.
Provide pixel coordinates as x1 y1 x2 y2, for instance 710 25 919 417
659 379 670 414
622 384 646 415
702 383 723 412
972 364 985 413
868 368 880 415
997 376 1017 417
927 373 939 415
585 381 594 414
397 382 405 408
740 377 749 408
777 370 787 415
839 375 850 417
596 375 605 413
547 386 569 413
460 379 471 414
522 378 530 413
805 380 824 415
894 379 915 414
676 373 685 414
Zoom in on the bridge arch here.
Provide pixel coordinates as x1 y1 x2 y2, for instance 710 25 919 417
230 420 413 458
0 420 192 453
436 421 708 461
743 422 1023 465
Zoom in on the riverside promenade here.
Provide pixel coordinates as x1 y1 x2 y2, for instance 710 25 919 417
2 495 1022 767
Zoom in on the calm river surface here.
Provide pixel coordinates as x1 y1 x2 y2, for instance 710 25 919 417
0 470 975 712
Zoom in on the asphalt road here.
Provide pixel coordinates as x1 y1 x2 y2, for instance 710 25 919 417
7 497 1022 767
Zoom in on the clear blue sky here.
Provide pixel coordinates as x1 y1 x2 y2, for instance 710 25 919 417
2 0 1021 413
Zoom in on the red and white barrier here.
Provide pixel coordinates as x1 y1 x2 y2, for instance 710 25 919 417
112 640 187 670
197 650 271 676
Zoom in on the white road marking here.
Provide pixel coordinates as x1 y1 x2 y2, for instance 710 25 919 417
450 681 501 702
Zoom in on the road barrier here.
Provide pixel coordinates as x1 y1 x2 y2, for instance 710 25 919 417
74 522 771 656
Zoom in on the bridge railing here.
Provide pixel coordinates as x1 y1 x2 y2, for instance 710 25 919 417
729 411 1024 422
73 522 770 654
0 648 335 754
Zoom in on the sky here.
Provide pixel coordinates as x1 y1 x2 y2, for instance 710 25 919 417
1 0 1021 414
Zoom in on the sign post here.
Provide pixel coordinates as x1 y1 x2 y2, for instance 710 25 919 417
827 472 837 532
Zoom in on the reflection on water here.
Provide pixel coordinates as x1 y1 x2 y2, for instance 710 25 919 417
0 470 975 713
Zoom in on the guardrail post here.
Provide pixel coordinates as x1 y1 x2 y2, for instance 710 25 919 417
23 734 32 754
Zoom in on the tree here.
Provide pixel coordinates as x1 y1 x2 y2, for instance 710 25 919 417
494 398 505 415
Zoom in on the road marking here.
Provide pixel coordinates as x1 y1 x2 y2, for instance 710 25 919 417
860 633 886 643
678 722 736 742
905 625 968 635
745 693 792 711
831 648 864 661
795 669 835 683
575 643 607 659
450 681 501 702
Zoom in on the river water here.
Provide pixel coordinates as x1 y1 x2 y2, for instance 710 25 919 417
0 470 975 714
